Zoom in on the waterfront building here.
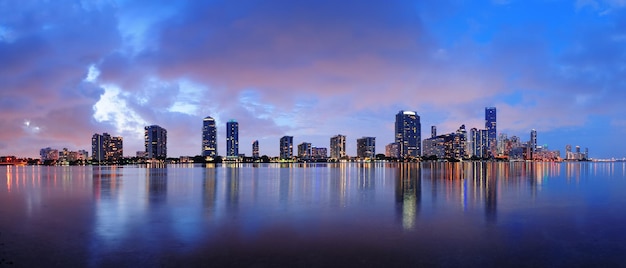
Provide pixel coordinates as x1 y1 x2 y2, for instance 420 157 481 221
469 128 488 158
280 136 294 160
91 133 123 162
485 107 497 157
145 125 167 159
423 125 466 160
356 137 376 159
422 136 446 159
330 134 347 160
226 120 239 158
395 110 421 158
385 142 400 159
497 133 508 156
311 147 328 160
202 116 217 158
252 140 259 159
297 142 312 159
40 147 59 162
530 129 537 159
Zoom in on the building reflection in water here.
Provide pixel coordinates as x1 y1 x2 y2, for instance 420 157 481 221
225 165 239 212
278 166 292 206
395 163 421 230
93 166 122 201
203 164 217 211
146 167 167 205
356 163 376 204
329 163 348 208
480 162 498 223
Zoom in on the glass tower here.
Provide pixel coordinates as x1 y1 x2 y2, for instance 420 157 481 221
145 125 167 159
485 107 497 157
226 120 239 157
395 110 421 158
252 140 259 159
202 116 217 157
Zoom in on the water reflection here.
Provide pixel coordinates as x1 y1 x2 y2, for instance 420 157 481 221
202 165 217 210
395 163 421 230
146 168 167 205
2 162 626 266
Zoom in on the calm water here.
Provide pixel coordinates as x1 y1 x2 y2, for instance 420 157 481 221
1 162 626 267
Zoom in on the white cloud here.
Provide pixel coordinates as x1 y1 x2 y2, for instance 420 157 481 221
93 85 147 136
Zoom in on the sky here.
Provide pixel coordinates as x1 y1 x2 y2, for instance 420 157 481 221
1 0 625 159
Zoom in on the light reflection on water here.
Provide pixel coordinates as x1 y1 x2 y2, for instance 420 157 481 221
1 162 626 266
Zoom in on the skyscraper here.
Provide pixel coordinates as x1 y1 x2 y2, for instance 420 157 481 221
330 134 347 160
252 140 259 159
530 129 537 152
280 136 293 160
485 107 497 157
202 116 217 157
356 137 376 159
91 133 123 163
144 125 167 159
395 110 421 158
226 120 239 158
431 126 437 138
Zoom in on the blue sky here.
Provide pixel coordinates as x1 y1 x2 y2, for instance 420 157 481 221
1 0 625 159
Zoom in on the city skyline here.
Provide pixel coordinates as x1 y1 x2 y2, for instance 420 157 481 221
1 1 625 159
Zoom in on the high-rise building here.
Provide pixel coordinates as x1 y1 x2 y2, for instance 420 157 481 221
311 147 327 160
395 110 421 158
226 120 239 157
469 128 488 158
485 107 497 157
530 129 537 155
202 116 217 157
385 142 400 159
92 133 123 162
280 136 293 160
423 125 466 160
297 142 312 159
452 125 467 159
356 137 376 159
431 126 437 138
330 134 347 160
252 140 259 159
40 147 59 162
145 125 167 159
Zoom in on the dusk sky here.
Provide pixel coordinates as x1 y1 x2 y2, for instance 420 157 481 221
1 0 625 159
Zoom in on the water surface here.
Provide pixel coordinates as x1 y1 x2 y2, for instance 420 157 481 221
1 162 625 267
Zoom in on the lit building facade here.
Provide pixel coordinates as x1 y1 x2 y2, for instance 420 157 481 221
226 120 239 158
485 107 497 157
252 140 259 159
40 147 59 162
395 110 421 158
145 125 167 159
422 125 466 160
530 129 537 158
297 142 312 159
469 128 488 158
385 142 400 159
330 134 347 160
311 147 327 160
92 133 123 162
280 136 294 160
202 116 217 157
356 137 376 159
